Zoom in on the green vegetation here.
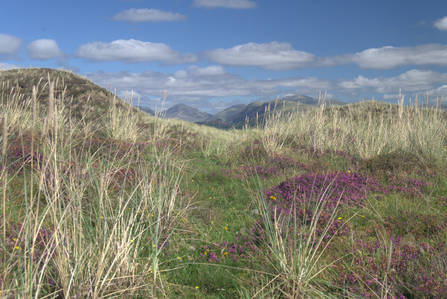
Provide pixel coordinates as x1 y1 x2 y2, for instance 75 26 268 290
1 68 447 298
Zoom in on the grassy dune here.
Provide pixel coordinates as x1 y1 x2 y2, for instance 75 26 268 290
1 68 447 298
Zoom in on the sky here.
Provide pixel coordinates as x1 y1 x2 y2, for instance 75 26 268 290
1 0 447 114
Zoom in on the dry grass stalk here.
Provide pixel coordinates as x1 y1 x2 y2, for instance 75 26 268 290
2 114 7 291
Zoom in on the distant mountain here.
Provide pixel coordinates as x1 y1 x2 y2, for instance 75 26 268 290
207 104 247 122
163 103 213 123
138 106 155 116
280 94 347 106
227 95 349 128
138 95 350 128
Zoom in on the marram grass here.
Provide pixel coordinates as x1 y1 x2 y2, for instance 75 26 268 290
1 70 447 298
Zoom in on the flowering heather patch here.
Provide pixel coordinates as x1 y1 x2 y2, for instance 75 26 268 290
265 172 387 219
384 171 434 197
264 171 433 219
1 132 45 175
0 221 56 289
332 235 447 298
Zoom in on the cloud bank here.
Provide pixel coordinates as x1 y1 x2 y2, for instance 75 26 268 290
112 8 187 22
83 66 447 111
204 42 447 70
204 42 315 70
76 39 198 64
192 0 257 9
318 44 447 69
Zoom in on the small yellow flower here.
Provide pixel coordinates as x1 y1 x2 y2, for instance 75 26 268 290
182 219 185 223
361 215 365 218
338 217 342 220
191 179 194 182
14 246 19 250
100 216 104 219
269 196 276 200
13 238 17 241
151 214 154 217
223 252 229 256
130 240 133 242
204 251 207 255
177 256 181 260
150 270 153 273
211 221 214 224
196 286 199 289
153 245 156 247
224 227 228 230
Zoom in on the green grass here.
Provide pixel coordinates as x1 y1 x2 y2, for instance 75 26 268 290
1 69 447 298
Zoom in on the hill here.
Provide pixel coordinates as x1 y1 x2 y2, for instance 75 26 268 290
137 106 155 116
206 104 247 122
162 103 213 123
0 67 141 125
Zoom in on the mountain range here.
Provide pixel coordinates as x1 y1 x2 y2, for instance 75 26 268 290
138 94 350 128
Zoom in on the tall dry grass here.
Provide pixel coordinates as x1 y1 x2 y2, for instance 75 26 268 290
0 75 188 298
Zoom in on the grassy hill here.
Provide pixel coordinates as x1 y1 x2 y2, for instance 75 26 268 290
1 67 447 298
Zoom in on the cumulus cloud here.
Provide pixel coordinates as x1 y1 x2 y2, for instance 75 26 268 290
27 39 64 60
337 69 447 95
0 33 23 58
434 16 447 31
204 42 316 70
76 39 198 64
192 0 257 9
319 44 447 69
112 8 187 22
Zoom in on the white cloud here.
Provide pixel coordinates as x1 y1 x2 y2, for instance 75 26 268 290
434 16 447 31
382 94 400 100
112 8 187 23
27 39 64 60
0 62 20 70
192 0 257 8
426 85 447 98
337 69 447 95
204 42 316 70
0 34 23 57
76 39 198 64
184 65 227 76
319 44 447 69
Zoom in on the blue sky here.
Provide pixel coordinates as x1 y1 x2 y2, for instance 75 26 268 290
1 0 447 113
